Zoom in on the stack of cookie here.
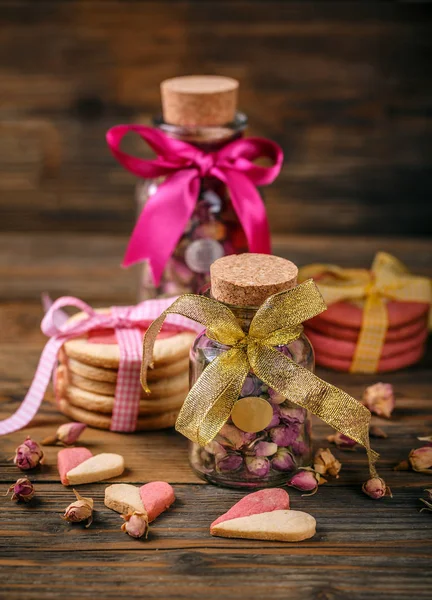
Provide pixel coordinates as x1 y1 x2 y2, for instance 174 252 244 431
54 309 196 430
304 300 429 373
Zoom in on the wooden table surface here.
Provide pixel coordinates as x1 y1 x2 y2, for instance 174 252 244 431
0 233 431 600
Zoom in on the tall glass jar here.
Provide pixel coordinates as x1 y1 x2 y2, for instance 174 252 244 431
188 255 315 489
136 113 249 300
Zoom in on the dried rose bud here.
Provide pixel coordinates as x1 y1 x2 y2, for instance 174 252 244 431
271 448 296 472
417 435 432 447
268 388 286 405
425 488 432 500
43 422 86 446
314 448 341 478
370 425 388 439
269 425 299 447
362 382 395 419
408 446 432 474
121 511 149 539
265 407 281 429
291 439 309 456
215 454 243 473
62 489 93 527
245 456 270 478
6 478 35 502
287 470 320 495
279 406 305 425
13 437 44 470
255 441 278 457
362 477 392 500
327 432 357 450
204 440 227 458
217 424 255 450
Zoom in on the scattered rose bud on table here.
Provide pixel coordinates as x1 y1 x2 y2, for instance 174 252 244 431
287 470 321 495
13 437 44 470
314 448 341 478
362 382 395 418
408 447 432 474
395 446 432 474
362 477 392 499
62 489 94 527
6 478 35 502
121 511 149 539
42 422 86 446
327 432 357 450
370 425 388 439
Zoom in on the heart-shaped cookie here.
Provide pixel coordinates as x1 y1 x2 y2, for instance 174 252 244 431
58 447 93 485
139 482 176 522
211 509 316 542
105 483 145 514
210 488 290 530
60 451 124 485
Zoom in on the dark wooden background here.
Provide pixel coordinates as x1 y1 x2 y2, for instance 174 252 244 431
0 1 431 239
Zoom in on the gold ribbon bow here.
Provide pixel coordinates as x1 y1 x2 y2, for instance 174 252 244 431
141 279 378 478
299 252 431 373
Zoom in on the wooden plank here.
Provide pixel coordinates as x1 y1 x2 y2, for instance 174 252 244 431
0 2 431 235
0 232 431 303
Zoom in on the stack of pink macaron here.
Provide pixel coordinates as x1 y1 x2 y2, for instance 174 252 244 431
304 300 429 373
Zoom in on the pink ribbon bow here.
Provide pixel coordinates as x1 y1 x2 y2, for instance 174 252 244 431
106 125 284 284
0 296 202 436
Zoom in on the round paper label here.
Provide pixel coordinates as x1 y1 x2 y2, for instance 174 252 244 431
231 396 274 433
185 239 225 274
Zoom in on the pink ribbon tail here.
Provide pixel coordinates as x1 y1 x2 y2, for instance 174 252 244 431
0 337 65 435
123 170 200 284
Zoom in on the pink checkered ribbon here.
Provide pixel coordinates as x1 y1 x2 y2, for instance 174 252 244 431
0 296 202 435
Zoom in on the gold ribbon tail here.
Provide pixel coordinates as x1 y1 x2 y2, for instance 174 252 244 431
248 343 379 478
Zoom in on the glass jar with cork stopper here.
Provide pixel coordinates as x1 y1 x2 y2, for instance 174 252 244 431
189 253 314 488
136 75 249 300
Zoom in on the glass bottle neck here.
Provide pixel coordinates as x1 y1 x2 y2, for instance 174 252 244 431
204 287 257 332
153 112 247 151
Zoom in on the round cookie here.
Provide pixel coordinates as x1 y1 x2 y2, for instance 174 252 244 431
66 368 189 398
315 300 429 330
64 355 189 383
305 325 428 361
305 313 427 343
65 384 187 416
57 398 179 431
62 308 196 368
315 343 425 373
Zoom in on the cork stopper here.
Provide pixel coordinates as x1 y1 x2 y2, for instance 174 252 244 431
161 75 239 126
210 254 298 306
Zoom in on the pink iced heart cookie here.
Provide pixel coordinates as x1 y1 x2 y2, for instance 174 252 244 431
139 481 175 522
210 488 290 531
58 447 93 485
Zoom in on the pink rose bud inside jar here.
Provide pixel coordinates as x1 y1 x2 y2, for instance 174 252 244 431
189 254 314 488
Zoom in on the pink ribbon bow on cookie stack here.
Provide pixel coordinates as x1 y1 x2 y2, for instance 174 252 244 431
0 296 202 435
106 125 283 284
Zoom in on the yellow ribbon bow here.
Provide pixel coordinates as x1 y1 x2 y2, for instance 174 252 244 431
299 252 431 373
141 279 379 478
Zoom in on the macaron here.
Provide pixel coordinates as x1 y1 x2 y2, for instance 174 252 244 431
314 300 429 330
305 324 428 361
305 312 428 343
314 343 426 373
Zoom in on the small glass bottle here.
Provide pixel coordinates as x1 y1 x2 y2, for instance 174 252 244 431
188 254 314 489
136 76 250 301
